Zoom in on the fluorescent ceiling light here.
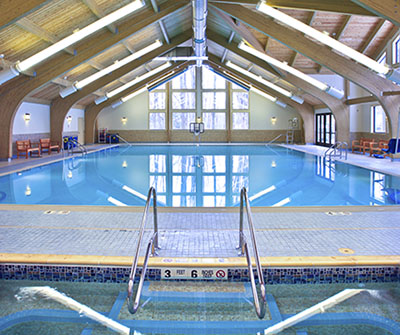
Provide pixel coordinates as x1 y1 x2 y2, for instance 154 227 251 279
0 0 145 85
121 86 148 103
60 40 162 98
107 196 127 206
238 41 343 99
256 2 399 81
95 62 171 105
251 86 287 108
226 61 303 103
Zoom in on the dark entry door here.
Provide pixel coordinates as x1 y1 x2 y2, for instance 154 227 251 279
316 113 336 147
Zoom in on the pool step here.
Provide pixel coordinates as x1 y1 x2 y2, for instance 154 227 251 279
140 281 253 303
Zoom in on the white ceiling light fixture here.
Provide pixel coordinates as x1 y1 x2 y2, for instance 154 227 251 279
60 40 162 98
256 1 400 84
0 0 145 86
238 41 344 99
251 86 287 108
111 86 148 108
95 62 171 105
226 60 304 103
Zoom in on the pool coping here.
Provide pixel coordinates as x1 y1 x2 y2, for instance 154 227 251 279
1 253 399 267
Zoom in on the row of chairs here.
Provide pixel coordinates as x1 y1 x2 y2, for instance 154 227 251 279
352 138 400 159
16 139 60 159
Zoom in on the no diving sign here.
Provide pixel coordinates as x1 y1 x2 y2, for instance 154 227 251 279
161 268 228 280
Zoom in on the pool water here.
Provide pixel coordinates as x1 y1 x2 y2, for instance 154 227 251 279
0 279 399 334
0 145 399 207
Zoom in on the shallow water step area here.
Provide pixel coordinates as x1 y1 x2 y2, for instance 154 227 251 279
1 280 400 335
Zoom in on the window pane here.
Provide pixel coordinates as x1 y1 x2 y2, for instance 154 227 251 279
173 195 196 207
173 175 196 193
149 92 165 109
172 67 196 89
150 155 166 173
232 175 249 193
232 155 249 173
373 106 386 133
203 195 225 207
202 67 226 89
172 113 196 129
203 155 226 173
172 155 195 173
203 176 214 192
232 92 249 109
203 112 226 130
172 92 196 109
149 175 166 192
232 113 249 130
202 92 226 109
149 113 165 130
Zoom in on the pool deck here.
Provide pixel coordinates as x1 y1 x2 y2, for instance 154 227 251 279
0 143 400 269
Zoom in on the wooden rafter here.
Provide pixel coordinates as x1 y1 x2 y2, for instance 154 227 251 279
209 6 282 76
16 17 75 55
289 11 316 67
345 96 377 104
359 19 385 54
265 0 373 16
221 31 235 62
350 0 400 26
317 15 352 73
81 0 117 34
372 26 400 60
0 0 49 29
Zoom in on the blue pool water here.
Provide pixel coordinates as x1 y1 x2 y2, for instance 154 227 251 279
0 145 399 207
0 280 399 334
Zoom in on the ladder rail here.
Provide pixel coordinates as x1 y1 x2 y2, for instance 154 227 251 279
127 187 158 314
116 134 131 146
238 187 266 319
324 141 348 161
68 139 88 155
266 134 283 145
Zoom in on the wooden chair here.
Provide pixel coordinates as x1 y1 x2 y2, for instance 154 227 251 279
352 138 375 154
16 140 41 159
39 138 60 155
369 140 389 157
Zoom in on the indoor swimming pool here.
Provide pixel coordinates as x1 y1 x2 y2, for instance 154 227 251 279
0 145 399 207
0 279 399 334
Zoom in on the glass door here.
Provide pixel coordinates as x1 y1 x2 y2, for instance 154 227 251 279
316 113 336 147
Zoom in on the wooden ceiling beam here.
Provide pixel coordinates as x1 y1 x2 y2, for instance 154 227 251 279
345 96 377 104
265 0 373 16
350 0 400 26
359 19 385 53
209 6 282 77
0 0 50 30
221 31 235 62
289 11 316 67
317 15 351 73
16 17 75 55
81 0 117 34
372 26 400 60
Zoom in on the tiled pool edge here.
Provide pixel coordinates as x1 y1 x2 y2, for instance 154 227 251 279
1 254 399 284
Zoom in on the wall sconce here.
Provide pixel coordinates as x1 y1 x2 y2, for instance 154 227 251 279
271 160 277 168
67 170 73 179
121 117 127 125
122 160 128 168
271 116 277 125
66 115 72 126
25 185 31 196
23 113 30 123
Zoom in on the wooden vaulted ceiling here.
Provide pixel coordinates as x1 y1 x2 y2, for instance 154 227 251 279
0 0 398 108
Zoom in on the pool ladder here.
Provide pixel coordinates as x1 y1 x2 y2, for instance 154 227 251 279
238 188 267 319
324 141 348 161
127 187 266 319
127 187 158 314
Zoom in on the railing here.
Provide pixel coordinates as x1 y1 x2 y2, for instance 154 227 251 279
266 134 283 146
324 141 348 161
238 187 266 319
127 187 158 314
64 139 87 156
116 134 131 146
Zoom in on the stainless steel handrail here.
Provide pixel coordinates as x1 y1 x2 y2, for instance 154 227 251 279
127 187 158 314
238 187 266 319
116 134 132 146
266 134 283 146
67 139 88 156
324 142 348 161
